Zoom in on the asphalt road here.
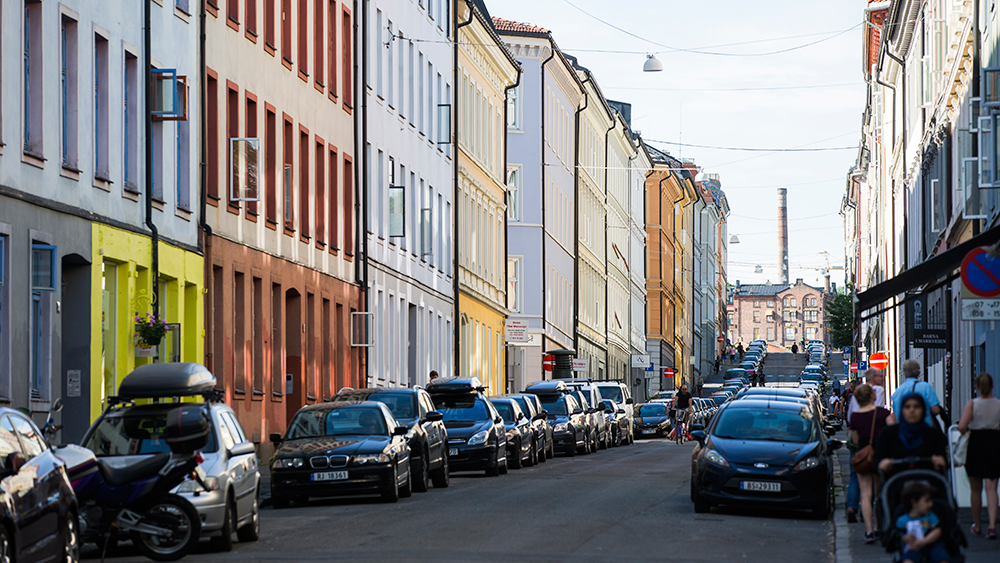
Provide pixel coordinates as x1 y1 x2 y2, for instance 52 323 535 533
92 437 835 563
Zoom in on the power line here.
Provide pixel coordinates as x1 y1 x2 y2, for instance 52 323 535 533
563 0 862 57
645 140 857 152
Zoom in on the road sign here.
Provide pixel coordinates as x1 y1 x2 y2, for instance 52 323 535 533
868 352 889 370
663 368 675 379
857 360 868 372
571 359 589 372
717 336 725 343
843 346 851 356
504 319 529 343
543 354 554 372
630 354 650 368
962 247 1000 298
644 362 655 372
850 363 858 373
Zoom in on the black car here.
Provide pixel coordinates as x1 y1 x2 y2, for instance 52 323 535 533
523 381 588 456
738 387 836 429
633 402 672 438
332 387 449 491
426 377 508 476
690 399 842 518
490 398 536 469
602 399 631 446
504 393 553 461
0 407 79 561
566 389 600 453
269 402 412 505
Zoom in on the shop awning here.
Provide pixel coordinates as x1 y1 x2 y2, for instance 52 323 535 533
855 223 1000 315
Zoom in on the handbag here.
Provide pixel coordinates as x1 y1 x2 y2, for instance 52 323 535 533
851 410 879 474
953 432 970 467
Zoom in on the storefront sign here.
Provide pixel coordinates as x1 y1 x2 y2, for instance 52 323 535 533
908 293 947 348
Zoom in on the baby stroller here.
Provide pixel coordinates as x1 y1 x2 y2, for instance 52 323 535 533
879 458 967 562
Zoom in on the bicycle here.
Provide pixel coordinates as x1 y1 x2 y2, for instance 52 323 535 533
673 409 688 444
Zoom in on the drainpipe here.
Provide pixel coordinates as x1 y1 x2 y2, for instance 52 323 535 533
572 74 590 363
539 44 555 355
355 0 368 385
198 1 211 248
453 1 474 379
502 51 521 392
603 111 617 380
144 0 159 315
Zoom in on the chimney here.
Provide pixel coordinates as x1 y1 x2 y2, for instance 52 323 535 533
777 188 789 285
824 273 831 294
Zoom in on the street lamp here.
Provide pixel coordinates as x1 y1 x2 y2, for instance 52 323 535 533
643 54 664 72
729 234 740 244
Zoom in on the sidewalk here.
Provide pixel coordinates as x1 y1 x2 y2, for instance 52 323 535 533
833 434 998 563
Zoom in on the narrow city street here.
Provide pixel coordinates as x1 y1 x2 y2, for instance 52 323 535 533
95 438 835 563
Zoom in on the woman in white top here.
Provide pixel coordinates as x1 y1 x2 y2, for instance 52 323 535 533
958 373 1000 539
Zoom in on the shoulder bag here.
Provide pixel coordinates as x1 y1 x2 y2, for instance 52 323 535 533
851 409 879 474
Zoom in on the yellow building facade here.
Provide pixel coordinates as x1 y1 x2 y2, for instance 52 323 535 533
455 2 519 395
90 224 204 420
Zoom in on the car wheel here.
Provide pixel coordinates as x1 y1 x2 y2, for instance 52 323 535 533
411 449 430 493
236 487 260 542
599 429 608 450
591 431 599 453
486 446 501 477
692 485 712 514
63 511 80 563
525 439 536 467
381 463 400 503
547 436 555 459
509 439 523 470
399 462 413 498
271 495 291 510
430 449 450 488
810 483 833 520
537 437 547 463
209 494 235 552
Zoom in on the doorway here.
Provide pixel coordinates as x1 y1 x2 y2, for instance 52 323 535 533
285 288 302 426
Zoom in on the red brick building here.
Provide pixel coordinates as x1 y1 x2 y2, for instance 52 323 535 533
728 279 831 350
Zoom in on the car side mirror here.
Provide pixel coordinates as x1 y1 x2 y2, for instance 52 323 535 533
827 438 843 451
690 424 704 432
541 410 548 417
690 430 706 444
625 398 634 404
605 408 614 414
393 426 409 436
425 411 444 422
52 398 64 412
494 416 503 424
517 412 525 421
824 426 836 437
572 408 583 415
2 452 27 475
617 408 625 414
533 413 545 421
269 432 282 443
229 442 256 457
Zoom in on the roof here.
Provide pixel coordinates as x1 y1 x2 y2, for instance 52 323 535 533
733 281 825 297
492 17 549 35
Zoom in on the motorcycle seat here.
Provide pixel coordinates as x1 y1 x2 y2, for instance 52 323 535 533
96 452 171 487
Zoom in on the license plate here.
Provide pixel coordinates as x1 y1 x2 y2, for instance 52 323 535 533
740 481 780 492
448 448 458 457
641 429 656 434
310 471 348 482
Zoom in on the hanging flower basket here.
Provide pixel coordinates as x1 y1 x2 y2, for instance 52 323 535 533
135 312 168 347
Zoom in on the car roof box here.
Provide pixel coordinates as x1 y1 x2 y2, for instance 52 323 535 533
117 362 217 400
425 377 485 393
524 380 568 394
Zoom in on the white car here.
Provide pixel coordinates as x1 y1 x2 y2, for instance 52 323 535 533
594 381 635 443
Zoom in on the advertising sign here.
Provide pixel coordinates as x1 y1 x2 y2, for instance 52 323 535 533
908 293 947 348
571 359 589 372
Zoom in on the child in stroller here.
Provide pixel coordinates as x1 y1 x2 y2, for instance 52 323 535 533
880 460 967 563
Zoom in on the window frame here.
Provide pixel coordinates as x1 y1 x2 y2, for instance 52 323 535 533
506 166 521 221
30 244 57 293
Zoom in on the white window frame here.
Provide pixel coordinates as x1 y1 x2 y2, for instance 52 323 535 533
506 166 521 221
962 157 987 219
507 256 521 313
507 82 521 130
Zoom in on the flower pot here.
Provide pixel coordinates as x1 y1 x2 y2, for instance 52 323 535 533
142 336 162 347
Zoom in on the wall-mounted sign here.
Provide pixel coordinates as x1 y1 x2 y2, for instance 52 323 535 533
907 293 947 348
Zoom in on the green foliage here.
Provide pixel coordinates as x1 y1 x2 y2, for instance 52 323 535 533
825 294 853 348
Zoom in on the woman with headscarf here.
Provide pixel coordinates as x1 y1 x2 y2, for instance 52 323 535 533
875 393 949 476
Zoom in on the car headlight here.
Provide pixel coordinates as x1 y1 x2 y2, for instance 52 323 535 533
272 457 305 469
704 449 730 468
553 423 568 432
352 453 391 465
468 429 490 446
793 456 821 471
177 476 220 493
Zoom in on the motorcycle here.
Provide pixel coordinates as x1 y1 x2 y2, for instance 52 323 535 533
46 402 211 562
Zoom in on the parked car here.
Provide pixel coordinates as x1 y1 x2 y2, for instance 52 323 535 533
489 398 536 469
690 399 842 517
504 393 553 461
633 403 672 438
649 390 676 403
523 380 589 456
269 402 411 505
0 406 79 561
725 368 750 381
602 399 632 446
427 377 508 476
565 382 610 450
709 393 730 407
332 387 449 491
81 363 260 551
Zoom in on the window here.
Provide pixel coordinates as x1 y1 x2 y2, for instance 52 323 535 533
31 244 57 292
283 115 294 226
177 119 191 210
784 327 795 340
753 301 760 308
752 328 760 340
375 10 383 97
227 81 240 209
930 177 946 232
60 16 78 168
228 0 240 24
94 34 110 178
300 129 310 237
507 82 520 129
507 257 520 312
281 0 292 64
806 327 817 339
246 0 257 35
314 0 324 87
342 7 352 106
766 300 773 307
265 105 277 223
387 21 393 106
265 0 276 47
9 415 45 458
23 0 44 155
766 327 774 341
244 93 258 215
234 271 245 392
151 119 163 201
753 311 760 322
205 70 218 200
328 1 337 98
765 312 773 322
344 157 354 254
329 146 339 250
316 139 325 244
506 167 520 221
298 0 308 76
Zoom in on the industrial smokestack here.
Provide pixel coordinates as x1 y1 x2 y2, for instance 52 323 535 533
777 188 789 285
824 273 831 294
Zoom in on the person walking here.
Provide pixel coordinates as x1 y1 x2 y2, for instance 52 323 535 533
791 342 799 359
957 373 1000 539
736 343 745 361
891 360 943 428
849 369 887 420
697 375 704 397
849 384 894 543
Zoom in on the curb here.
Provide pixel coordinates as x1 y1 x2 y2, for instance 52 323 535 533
832 449 852 563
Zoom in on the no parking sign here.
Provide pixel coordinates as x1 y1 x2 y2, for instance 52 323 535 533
961 247 1000 320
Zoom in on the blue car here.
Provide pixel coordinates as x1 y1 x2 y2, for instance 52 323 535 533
427 378 508 476
633 403 672 439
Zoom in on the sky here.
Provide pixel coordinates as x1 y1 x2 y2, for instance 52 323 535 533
493 0 867 290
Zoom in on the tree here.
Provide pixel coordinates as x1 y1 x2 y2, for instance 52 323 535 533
825 294 853 349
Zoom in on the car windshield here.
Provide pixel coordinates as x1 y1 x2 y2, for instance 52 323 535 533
539 397 568 416
712 408 816 443
368 392 417 420
510 397 532 416
802 373 823 381
493 402 516 423
638 404 667 417
597 386 624 404
86 410 219 455
431 396 489 422
602 399 616 412
286 407 388 439
573 393 590 409
712 396 727 406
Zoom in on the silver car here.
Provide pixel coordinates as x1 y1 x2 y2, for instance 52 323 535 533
174 403 261 551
